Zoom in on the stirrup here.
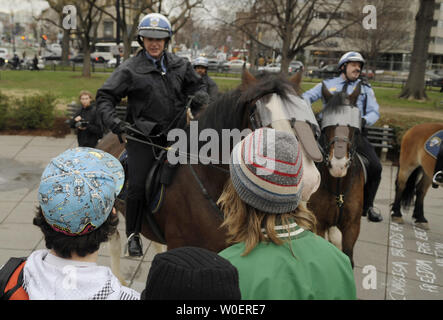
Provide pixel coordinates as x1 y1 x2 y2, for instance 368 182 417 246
432 171 443 185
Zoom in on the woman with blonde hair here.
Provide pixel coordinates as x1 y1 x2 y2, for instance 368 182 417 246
218 128 356 300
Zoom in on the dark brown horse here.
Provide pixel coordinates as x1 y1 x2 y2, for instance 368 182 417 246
308 83 364 267
391 122 443 230
97 70 323 276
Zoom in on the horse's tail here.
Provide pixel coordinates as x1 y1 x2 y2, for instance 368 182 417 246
400 166 422 208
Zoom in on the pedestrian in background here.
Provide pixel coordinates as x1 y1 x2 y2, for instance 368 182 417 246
70 90 103 148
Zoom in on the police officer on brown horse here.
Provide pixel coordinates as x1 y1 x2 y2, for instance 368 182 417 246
96 13 208 256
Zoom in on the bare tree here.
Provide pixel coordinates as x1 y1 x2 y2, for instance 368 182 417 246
94 0 204 59
400 0 436 100
347 0 413 79
74 0 104 77
37 0 72 66
219 0 360 74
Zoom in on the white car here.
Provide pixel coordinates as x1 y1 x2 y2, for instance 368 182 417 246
223 59 251 72
258 63 281 73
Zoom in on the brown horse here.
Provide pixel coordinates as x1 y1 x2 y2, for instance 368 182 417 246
308 83 364 267
391 122 443 230
97 70 323 274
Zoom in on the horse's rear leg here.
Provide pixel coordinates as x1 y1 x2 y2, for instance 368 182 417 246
391 166 417 224
412 175 431 230
108 230 127 286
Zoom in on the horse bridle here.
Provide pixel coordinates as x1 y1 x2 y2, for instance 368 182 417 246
321 125 358 168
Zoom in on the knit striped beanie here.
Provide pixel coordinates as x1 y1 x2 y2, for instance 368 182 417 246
230 128 304 214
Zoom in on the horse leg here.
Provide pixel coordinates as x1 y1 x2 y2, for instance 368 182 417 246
325 226 342 251
108 230 127 286
412 175 431 230
391 166 417 224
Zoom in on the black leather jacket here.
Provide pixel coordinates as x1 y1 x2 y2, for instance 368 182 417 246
96 50 206 137
69 102 103 147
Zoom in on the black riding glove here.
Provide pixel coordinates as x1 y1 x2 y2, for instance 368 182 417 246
190 91 209 113
110 118 129 135
361 118 367 129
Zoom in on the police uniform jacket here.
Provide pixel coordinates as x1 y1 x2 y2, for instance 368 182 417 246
96 50 206 137
302 76 380 126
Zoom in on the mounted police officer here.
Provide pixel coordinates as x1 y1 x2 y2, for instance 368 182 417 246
303 51 383 222
192 56 218 102
96 13 208 256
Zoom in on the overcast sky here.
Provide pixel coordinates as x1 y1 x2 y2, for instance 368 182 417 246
0 0 48 14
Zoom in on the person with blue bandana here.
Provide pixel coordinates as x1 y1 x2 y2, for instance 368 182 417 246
96 13 208 256
303 51 383 222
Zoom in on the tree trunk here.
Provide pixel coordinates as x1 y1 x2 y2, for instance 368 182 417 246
61 28 70 66
399 0 435 100
82 45 91 78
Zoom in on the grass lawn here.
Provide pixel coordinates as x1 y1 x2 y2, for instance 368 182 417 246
0 69 441 111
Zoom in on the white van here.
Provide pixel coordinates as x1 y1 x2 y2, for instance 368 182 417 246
91 41 139 62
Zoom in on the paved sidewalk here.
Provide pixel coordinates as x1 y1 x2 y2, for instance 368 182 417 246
0 134 442 299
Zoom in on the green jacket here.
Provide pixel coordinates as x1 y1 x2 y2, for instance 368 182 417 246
219 222 357 300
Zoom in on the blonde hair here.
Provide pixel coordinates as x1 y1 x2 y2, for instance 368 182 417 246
79 90 93 101
217 178 317 256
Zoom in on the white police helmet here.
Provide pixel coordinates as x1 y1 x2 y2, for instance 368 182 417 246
137 13 172 41
338 52 365 71
193 57 209 68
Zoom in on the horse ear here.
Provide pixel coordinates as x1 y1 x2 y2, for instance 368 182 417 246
241 68 257 91
348 82 361 105
289 71 303 95
322 82 333 103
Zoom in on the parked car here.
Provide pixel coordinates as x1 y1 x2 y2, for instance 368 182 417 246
258 63 281 73
288 60 304 74
207 58 229 72
70 54 105 64
308 64 339 79
425 69 443 88
361 69 375 80
223 59 251 72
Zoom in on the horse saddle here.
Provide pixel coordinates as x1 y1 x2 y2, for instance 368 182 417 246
356 153 368 185
424 130 443 160
117 149 179 213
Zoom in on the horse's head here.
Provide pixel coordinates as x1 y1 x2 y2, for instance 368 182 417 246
320 82 362 178
238 69 323 200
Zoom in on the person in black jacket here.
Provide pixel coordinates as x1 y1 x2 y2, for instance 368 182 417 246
96 13 208 257
70 91 103 148
192 56 218 103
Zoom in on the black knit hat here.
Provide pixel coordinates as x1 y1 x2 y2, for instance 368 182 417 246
141 246 241 300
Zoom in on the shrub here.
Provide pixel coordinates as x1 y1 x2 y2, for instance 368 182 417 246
0 91 9 130
7 93 56 130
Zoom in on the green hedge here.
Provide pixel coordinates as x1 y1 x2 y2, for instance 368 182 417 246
0 91 57 130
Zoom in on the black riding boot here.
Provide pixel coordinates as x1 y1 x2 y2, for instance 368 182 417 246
432 143 443 188
125 197 144 257
362 177 383 222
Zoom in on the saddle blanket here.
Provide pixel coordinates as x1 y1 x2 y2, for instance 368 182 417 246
424 130 443 160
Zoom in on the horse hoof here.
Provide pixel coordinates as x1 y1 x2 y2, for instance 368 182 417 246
391 216 404 224
414 222 430 231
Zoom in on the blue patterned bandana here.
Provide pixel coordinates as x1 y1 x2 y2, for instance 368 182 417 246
38 148 125 236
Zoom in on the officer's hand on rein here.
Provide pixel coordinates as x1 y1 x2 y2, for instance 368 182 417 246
111 118 130 135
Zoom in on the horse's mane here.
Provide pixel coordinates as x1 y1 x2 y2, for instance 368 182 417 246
325 90 349 113
197 72 296 135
